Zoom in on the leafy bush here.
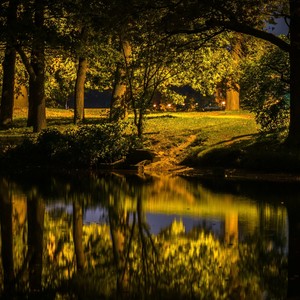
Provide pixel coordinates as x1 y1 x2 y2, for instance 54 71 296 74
4 122 139 170
65 122 136 167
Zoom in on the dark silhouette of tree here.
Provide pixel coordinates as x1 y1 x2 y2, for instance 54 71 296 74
0 0 18 128
27 194 45 292
0 178 15 297
73 201 86 271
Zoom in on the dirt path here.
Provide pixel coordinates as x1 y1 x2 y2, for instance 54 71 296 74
144 135 197 174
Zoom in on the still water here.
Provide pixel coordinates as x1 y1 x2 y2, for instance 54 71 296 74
0 171 299 299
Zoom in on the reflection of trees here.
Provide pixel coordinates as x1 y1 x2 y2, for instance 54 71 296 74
0 178 14 296
0 178 46 297
108 203 128 294
0 173 292 299
27 192 45 292
106 174 159 298
285 200 300 298
73 200 85 272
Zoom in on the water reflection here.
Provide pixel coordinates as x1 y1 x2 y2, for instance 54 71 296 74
0 172 296 299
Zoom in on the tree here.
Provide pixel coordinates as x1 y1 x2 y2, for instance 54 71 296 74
225 34 242 111
110 38 132 122
240 37 289 131
27 194 45 291
162 0 299 145
73 55 87 124
12 0 48 132
0 178 15 296
28 0 46 132
287 0 300 146
0 0 18 128
109 4 236 136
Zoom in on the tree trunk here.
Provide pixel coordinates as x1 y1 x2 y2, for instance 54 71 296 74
226 35 241 111
28 0 46 133
285 0 300 146
226 87 240 111
27 195 45 292
0 0 18 128
0 179 15 295
27 76 35 127
110 40 131 121
73 201 85 271
136 109 144 138
73 57 87 124
29 58 46 132
0 47 16 128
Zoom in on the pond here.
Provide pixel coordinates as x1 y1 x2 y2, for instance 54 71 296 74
0 171 299 300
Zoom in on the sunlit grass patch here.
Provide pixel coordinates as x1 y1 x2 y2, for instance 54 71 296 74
143 111 258 153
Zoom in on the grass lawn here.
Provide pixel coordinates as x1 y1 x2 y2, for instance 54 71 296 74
142 110 259 152
0 108 259 150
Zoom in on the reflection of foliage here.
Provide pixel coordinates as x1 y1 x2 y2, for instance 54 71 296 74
159 218 186 237
44 213 116 297
239 236 288 300
156 231 254 300
0 175 287 300
40 215 286 299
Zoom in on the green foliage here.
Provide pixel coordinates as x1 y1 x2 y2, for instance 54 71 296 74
240 39 290 132
4 122 139 169
65 122 137 166
46 56 77 107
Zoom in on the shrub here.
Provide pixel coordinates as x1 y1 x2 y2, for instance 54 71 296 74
66 122 137 167
4 122 139 170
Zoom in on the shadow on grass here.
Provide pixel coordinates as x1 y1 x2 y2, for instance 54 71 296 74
182 133 300 173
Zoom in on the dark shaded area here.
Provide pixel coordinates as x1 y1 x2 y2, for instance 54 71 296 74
68 90 112 109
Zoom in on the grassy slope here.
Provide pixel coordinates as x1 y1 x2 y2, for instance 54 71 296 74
142 111 260 173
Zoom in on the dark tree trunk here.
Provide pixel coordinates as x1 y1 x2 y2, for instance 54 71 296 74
28 57 46 132
286 201 300 299
286 0 300 146
27 76 35 127
0 47 16 128
28 0 46 132
0 179 15 295
27 195 45 292
0 0 18 128
135 109 144 138
73 201 85 271
73 57 87 124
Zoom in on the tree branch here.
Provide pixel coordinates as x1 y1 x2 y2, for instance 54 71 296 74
206 19 290 52
15 45 37 81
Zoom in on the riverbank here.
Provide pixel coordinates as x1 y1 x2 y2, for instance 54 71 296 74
139 112 300 181
1 109 300 181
